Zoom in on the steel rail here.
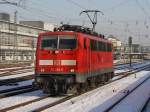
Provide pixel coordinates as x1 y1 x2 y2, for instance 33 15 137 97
0 75 33 86
103 68 150 112
141 95 150 112
0 86 36 99
0 95 51 112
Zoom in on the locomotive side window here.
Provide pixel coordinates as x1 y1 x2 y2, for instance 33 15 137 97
104 43 107 51
84 38 86 49
59 36 77 50
90 40 94 50
98 41 102 51
41 36 58 49
101 42 105 51
90 40 97 50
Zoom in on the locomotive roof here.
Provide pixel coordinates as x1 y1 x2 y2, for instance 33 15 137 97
39 25 112 44
39 31 112 44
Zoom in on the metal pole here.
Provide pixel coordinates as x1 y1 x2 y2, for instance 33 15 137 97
129 36 132 67
129 46 132 67
13 11 18 62
0 24 1 63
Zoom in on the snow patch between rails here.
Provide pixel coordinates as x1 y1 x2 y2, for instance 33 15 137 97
0 71 34 80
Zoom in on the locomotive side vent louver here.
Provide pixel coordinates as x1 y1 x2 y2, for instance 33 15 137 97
54 24 105 39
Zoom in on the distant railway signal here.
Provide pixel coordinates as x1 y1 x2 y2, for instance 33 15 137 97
128 36 132 46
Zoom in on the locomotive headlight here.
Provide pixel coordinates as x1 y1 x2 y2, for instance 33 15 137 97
40 68 45 72
70 69 75 72
55 50 59 54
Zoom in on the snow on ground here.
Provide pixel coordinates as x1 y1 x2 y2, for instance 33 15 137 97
145 100 150 112
114 61 150 74
111 77 150 112
0 71 34 80
113 60 120 64
0 90 45 110
0 80 33 91
43 71 150 112
8 96 65 112
114 69 127 74
0 71 7 74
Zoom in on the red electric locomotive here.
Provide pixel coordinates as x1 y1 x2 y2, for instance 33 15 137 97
34 25 114 95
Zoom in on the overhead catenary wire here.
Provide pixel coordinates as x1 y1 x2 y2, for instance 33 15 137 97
135 0 150 20
1 1 149 43
66 0 86 10
145 0 150 9
104 0 133 12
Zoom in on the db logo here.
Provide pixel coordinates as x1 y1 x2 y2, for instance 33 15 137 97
53 60 61 65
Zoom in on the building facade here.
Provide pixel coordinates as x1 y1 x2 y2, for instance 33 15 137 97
0 20 54 63
108 35 122 59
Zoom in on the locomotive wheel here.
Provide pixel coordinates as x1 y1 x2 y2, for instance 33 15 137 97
100 74 105 84
42 81 57 95
90 78 96 88
43 82 50 94
76 83 88 93
67 85 78 95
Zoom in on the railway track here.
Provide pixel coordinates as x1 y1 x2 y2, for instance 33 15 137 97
0 67 34 77
103 71 150 112
0 85 35 99
114 62 138 70
0 84 32 94
0 66 33 72
141 95 150 112
0 95 51 112
115 63 150 76
0 75 33 86
0 63 149 112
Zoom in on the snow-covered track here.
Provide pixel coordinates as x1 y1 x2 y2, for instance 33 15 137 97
0 85 32 96
0 75 33 86
0 85 35 99
103 74 150 112
114 62 138 70
141 96 150 112
115 63 150 76
32 95 74 112
0 94 51 112
0 66 33 73
0 68 33 77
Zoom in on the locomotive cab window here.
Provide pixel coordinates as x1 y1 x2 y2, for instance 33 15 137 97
41 35 77 50
59 36 77 50
41 36 58 50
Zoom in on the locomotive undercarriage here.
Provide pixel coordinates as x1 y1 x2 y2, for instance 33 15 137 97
34 72 114 95
34 74 77 95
